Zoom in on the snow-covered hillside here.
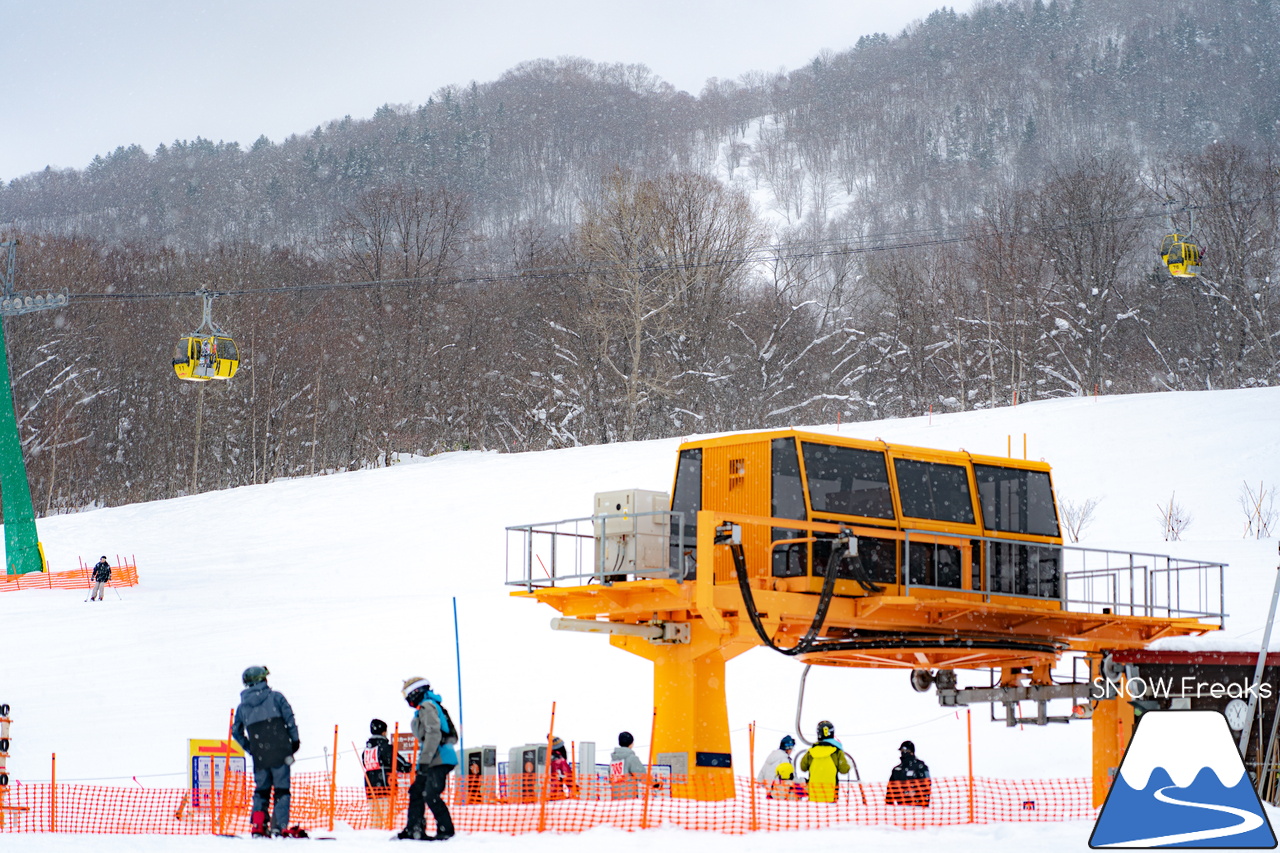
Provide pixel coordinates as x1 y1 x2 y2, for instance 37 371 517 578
4 387 1279 850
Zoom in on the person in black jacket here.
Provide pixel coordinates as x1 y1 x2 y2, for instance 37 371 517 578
232 666 302 837
89 556 111 601
885 740 931 806
362 718 409 828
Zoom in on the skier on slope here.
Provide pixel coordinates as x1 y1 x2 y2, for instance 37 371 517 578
89 556 111 601
232 666 305 837
396 676 458 841
799 720 850 803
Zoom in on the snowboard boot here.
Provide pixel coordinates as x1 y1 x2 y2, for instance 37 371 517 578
276 825 309 838
250 810 270 837
395 825 427 840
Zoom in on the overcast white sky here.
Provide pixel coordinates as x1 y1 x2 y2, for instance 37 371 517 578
0 0 974 181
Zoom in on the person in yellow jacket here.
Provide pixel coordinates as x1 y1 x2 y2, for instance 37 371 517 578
799 720 850 803
769 761 806 801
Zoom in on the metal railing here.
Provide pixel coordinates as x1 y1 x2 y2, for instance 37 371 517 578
1062 544 1225 625
900 529 1226 626
505 511 685 592
507 514 1226 626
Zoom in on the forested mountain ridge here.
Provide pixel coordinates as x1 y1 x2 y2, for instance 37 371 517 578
0 0 1277 514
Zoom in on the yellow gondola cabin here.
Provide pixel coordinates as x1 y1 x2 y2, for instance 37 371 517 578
173 335 239 381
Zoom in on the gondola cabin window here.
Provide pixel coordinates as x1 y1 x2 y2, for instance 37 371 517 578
670 448 702 580
799 443 894 519
892 459 975 524
973 465 1060 537
771 438 807 577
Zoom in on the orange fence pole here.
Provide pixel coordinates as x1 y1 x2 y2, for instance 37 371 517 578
217 709 235 836
748 722 758 832
538 702 556 833
329 724 339 832
50 752 56 832
966 708 975 824
389 722 400 831
641 707 656 830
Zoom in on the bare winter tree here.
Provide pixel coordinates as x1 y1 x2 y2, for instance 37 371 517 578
1059 495 1100 543
1032 153 1147 396
570 168 765 441
1158 492 1193 541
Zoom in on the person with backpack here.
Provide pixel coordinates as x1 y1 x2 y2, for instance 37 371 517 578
89 556 111 601
396 677 458 841
231 666 305 838
363 718 410 828
757 735 796 789
799 719 850 803
885 740 932 807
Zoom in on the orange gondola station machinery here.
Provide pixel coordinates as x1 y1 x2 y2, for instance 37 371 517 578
507 429 1226 806
173 290 239 382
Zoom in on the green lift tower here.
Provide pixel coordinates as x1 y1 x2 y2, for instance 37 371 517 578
0 240 70 575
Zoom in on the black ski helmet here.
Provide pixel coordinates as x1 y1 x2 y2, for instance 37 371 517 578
618 731 634 747
900 740 915 753
242 665 269 686
817 720 835 740
780 735 796 750
371 719 388 736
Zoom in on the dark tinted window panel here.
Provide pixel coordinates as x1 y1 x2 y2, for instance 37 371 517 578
987 542 1061 599
973 465 1060 537
670 449 701 580
906 542 963 589
894 459 975 524
813 534 898 586
772 438 807 521
772 438 809 577
801 443 894 519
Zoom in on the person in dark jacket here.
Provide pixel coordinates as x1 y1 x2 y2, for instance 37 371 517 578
885 739 931 806
231 666 302 837
362 718 410 828
89 556 111 601
396 676 458 841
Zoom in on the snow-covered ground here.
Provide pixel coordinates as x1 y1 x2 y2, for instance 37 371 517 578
3 386 1280 851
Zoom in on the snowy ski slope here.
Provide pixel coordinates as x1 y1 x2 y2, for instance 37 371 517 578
4 386 1280 850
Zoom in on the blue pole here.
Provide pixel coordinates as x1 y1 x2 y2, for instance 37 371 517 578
453 596 464 751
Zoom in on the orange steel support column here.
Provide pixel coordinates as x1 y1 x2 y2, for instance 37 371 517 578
1091 668 1136 807
613 619 747 802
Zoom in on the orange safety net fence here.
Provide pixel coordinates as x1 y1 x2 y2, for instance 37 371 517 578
0 772 1095 835
0 559 139 593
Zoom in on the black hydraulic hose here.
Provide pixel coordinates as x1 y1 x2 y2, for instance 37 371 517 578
729 539 845 656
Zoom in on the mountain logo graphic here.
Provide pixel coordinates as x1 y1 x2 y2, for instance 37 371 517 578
1090 710 1277 848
